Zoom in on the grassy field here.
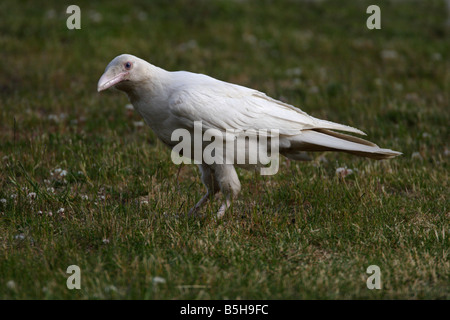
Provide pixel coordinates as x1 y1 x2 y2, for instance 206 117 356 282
0 0 448 299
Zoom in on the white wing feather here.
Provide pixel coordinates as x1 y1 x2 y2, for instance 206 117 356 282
168 72 365 136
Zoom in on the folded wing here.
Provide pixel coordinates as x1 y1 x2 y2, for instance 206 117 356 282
168 75 401 160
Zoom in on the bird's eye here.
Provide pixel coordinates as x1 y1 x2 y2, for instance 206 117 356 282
124 62 132 70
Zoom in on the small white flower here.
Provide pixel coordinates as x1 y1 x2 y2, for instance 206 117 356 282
444 148 450 157
47 211 53 217
133 121 145 127
242 33 258 45
177 39 198 52
14 234 26 240
6 280 16 290
137 12 147 21
88 10 103 23
104 284 117 292
336 167 353 177
81 195 89 200
57 208 65 214
45 9 56 19
10 194 17 199
0 199 6 204
292 78 301 86
27 192 37 199
60 170 68 177
285 67 302 77
99 195 105 200
125 104 134 110
152 276 166 285
411 152 423 160
46 187 55 194
381 49 398 60
48 114 59 122
102 238 110 244
405 93 419 101
37 210 43 215
431 52 442 61
394 83 403 91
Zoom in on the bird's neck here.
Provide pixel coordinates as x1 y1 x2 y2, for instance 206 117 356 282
125 65 171 103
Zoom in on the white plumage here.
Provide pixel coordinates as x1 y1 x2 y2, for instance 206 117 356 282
98 54 401 217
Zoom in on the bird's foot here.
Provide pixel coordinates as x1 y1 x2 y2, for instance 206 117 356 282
188 206 201 218
215 199 232 219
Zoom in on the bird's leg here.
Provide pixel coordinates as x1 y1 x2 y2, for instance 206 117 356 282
216 197 232 219
188 164 219 217
214 164 241 219
188 191 212 217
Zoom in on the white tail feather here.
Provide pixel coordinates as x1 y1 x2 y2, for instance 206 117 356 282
283 129 401 160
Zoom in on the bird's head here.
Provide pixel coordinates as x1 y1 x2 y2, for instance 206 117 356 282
97 54 149 93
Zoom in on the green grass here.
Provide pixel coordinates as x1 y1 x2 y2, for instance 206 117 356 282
0 0 448 299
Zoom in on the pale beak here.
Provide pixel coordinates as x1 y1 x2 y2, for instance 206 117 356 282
97 71 128 92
